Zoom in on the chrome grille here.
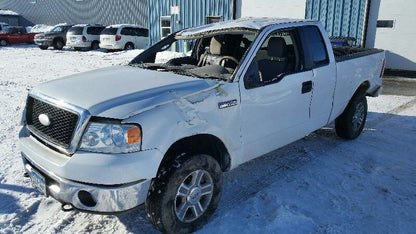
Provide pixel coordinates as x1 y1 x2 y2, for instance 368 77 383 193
26 96 79 148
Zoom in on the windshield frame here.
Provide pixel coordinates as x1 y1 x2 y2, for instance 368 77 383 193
129 28 259 82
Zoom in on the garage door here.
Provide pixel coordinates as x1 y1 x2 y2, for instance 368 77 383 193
306 0 368 46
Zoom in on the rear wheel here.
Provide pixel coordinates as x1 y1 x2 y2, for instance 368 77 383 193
335 95 368 139
0 39 7 46
39 45 48 50
124 42 134 50
53 39 64 50
146 154 222 233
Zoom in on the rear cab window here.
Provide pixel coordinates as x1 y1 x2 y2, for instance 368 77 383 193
298 26 329 69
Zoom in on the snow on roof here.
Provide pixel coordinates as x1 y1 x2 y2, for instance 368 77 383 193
30 24 54 33
73 24 105 27
0 9 19 16
177 17 312 38
106 24 147 29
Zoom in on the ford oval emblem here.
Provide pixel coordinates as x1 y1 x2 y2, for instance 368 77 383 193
38 114 51 126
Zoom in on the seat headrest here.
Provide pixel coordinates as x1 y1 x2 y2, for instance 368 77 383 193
267 37 287 58
210 37 223 55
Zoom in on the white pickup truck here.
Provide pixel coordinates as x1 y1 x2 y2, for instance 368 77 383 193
19 18 385 233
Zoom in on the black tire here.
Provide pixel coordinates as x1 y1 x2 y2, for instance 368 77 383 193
0 39 8 46
53 39 64 50
39 45 48 50
91 41 99 50
124 42 134 50
335 95 368 139
146 154 222 234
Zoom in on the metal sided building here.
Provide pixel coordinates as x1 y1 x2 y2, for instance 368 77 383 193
305 0 368 46
148 0 235 46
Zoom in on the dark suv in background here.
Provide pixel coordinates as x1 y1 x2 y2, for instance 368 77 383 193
34 24 73 50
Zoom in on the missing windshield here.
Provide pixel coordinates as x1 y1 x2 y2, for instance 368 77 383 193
130 31 257 81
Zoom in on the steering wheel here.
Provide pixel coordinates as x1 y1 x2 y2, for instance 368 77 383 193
219 56 239 68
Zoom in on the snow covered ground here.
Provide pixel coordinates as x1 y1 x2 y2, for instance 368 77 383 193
0 45 415 233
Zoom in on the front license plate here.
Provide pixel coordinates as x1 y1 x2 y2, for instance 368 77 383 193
28 168 47 196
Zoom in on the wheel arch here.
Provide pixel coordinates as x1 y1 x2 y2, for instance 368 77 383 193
157 134 231 175
353 80 370 98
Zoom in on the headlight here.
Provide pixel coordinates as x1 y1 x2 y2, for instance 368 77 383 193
80 121 142 153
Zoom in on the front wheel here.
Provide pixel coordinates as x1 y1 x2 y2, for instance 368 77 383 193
335 95 368 139
146 154 222 233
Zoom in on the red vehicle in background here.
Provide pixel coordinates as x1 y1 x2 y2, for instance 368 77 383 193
0 26 37 46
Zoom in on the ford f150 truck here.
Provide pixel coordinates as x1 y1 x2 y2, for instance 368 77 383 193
0 26 36 46
19 18 385 233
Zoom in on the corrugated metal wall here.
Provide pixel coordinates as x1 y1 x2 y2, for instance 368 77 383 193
305 0 368 46
148 0 233 45
0 0 147 27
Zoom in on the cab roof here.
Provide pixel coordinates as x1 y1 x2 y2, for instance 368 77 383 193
176 17 314 38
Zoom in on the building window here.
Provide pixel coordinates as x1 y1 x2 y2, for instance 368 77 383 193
377 20 394 28
206 16 221 24
160 16 172 38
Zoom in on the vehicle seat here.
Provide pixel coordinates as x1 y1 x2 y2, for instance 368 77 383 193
198 37 231 67
257 37 288 82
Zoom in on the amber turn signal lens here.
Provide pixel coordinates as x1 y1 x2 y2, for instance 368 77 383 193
127 127 141 144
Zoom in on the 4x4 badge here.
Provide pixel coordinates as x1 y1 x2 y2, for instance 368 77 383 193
218 99 238 109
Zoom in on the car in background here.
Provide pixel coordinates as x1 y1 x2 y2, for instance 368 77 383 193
0 22 9 32
0 26 37 46
34 24 74 50
66 24 105 50
100 24 149 51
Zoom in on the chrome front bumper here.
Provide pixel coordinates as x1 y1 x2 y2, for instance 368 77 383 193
34 39 53 46
22 155 150 213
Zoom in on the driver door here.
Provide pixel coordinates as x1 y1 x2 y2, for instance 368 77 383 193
239 28 313 161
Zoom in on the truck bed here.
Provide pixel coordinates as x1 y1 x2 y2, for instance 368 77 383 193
333 46 383 62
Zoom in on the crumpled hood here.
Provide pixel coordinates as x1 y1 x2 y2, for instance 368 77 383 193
31 66 219 119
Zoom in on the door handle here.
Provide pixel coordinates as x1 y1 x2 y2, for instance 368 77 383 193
302 81 313 94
